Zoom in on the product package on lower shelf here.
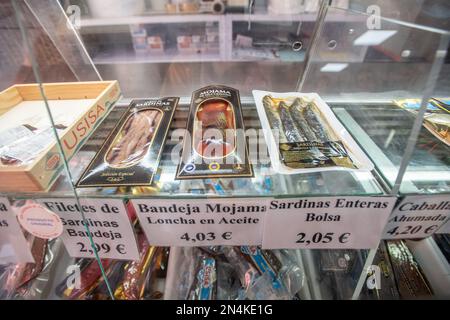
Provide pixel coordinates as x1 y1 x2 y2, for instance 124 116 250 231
0 237 64 300
394 98 450 146
385 240 433 299
0 200 170 300
359 240 434 300
55 237 169 300
164 246 305 300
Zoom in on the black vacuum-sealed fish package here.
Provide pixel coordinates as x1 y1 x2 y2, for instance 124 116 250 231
176 85 253 179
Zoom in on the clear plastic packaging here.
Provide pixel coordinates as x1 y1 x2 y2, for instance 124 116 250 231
394 98 450 146
253 90 374 174
114 233 157 300
0 127 65 166
16 238 64 299
165 246 305 300
56 258 113 299
105 109 162 168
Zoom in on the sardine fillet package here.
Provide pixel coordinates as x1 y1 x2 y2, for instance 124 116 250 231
253 90 374 174
77 98 178 187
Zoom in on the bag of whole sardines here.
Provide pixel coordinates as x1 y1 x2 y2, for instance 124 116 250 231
252 91 373 174
176 85 253 179
77 98 178 187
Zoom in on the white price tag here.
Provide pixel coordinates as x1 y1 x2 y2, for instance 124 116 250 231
132 198 268 246
262 196 396 249
0 197 35 264
383 195 450 239
38 198 139 260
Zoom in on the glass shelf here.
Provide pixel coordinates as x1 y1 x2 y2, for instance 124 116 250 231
9 97 447 200
1 99 385 201
331 102 450 194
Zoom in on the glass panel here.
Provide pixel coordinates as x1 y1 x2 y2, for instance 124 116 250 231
347 0 450 31
73 0 320 97
24 0 102 81
300 5 448 193
0 0 108 300
398 51 450 194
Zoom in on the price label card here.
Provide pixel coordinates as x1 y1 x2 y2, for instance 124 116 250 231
132 198 268 246
262 196 396 249
382 195 450 239
38 198 139 260
0 197 34 264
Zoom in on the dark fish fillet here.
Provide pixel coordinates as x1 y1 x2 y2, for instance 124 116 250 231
279 101 304 143
66 259 113 299
302 103 333 142
290 98 318 141
263 96 287 143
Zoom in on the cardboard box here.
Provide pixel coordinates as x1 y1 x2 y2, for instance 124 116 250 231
0 81 121 192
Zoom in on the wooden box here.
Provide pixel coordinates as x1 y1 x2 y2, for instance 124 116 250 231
0 81 121 192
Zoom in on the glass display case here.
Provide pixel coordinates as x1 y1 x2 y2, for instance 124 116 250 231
0 0 449 300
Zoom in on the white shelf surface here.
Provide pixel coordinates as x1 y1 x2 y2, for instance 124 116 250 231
82 12 364 64
92 47 221 64
80 12 364 28
80 14 222 27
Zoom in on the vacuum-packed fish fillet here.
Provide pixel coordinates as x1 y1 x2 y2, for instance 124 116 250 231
263 96 287 143
106 110 161 167
253 90 372 173
194 99 235 159
176 85 253 179
290 98 317 141
279 101 304 143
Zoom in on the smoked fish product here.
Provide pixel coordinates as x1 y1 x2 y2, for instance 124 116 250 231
290 98 317 141
253 90 374 174
279 101 304 143
105 110 162 167
187 254 217 300
263 96 287 143
57 259 113 299
114 234 157 300
176 85 253 179
77 98 178 187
